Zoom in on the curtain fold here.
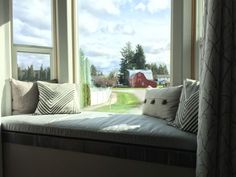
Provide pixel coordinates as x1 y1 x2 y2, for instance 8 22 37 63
197 0 236 177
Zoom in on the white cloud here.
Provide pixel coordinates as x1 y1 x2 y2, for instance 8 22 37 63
147 0 171 14
79 11 101 34
134 2 146 11
81 0 121 15
18 53 50 70
101 23 135 35
13 0 52 46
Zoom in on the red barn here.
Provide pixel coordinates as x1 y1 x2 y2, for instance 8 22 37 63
128 70 157 88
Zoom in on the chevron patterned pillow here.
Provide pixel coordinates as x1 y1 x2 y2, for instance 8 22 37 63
35 81 80 114
177 90 199 134
170 79 200 134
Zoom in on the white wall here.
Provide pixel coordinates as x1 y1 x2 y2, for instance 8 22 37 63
0 0 12 116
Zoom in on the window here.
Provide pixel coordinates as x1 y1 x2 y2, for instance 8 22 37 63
17 52 51 81
12 0 55 81
78 0 171 113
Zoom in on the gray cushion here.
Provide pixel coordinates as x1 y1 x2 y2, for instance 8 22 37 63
11 79 58 115
35 81 80 114
142 86 183 120
172 79 200 131
11 79 39 115
1 112 197 151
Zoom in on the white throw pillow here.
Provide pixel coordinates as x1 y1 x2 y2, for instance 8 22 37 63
142 86 183 120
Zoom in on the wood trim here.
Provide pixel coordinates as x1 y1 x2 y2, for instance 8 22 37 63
2 131 196 168
191 0 196 79
71 0 77 83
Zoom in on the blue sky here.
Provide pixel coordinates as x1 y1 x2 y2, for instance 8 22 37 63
79 0 171 74
13 0 171 73
13 0 52 70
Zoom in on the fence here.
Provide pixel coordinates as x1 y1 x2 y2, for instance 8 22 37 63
90 87 112 106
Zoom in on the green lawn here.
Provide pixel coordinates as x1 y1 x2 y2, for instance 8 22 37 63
112 86 164 91
112 87 146 91
94 92 141 113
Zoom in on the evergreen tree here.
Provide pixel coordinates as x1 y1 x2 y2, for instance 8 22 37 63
46 67 50 80
157 64 169 75
39 65 45 80
119 42 134 85
91 64 98 76
146 63 158 80
162 65 169 75
18 66 22 80
27 65 34 81
134 44 146 69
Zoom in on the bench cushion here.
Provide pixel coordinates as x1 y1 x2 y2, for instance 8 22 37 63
1 112 196 151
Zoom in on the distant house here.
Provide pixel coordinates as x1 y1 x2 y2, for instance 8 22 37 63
128 69 157 88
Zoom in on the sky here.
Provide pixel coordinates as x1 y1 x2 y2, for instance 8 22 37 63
13 0 171 73
79 0 171 74
13 0 52 70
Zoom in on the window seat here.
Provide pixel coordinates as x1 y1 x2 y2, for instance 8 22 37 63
1 112 196 168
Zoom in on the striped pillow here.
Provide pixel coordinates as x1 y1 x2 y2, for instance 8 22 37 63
175 90 199 134
171 79 200 134
35 81 80 115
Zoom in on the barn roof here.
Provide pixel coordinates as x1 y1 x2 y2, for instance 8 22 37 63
128 69 153 80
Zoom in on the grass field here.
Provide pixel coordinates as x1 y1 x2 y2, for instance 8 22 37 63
94 92 141 113
112 86 164 91
112 87 146 90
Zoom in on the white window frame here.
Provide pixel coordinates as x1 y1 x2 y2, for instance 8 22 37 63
11 0 57 80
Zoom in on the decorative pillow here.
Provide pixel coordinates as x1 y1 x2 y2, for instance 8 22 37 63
142 86 183 120
35 81 80 114
179 90 199 134
11 79 39 114
11 79 58 115
171 79 200 134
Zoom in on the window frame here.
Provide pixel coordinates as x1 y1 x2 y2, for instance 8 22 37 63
11 0 57 81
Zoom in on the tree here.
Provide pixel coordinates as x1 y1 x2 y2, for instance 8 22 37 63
146 63 158 80
46 67 50 80
119 42 134 85
18 66 22 80
108 71 119 87
27 65 35 81
91 64 98 76
157 64 169 75
40 65 46 80
134 44 146 69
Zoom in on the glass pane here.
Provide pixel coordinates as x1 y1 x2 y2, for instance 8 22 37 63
78 0 171 113
13 0 52 47
17 52 51 81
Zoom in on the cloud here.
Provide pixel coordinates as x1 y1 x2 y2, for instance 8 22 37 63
144 43 170 54
80 0 121 16
79 11 136 36
13 0 52 46
79 11 101 34
134 2 146 12
88 56 120 74
13 0 51 30
147 0 171 14
114 24 135 35
17 53 50 70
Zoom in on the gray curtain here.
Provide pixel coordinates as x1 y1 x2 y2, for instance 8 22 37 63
197 0 236 177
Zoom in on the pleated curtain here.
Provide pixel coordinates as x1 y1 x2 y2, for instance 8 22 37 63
197 0 236 177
